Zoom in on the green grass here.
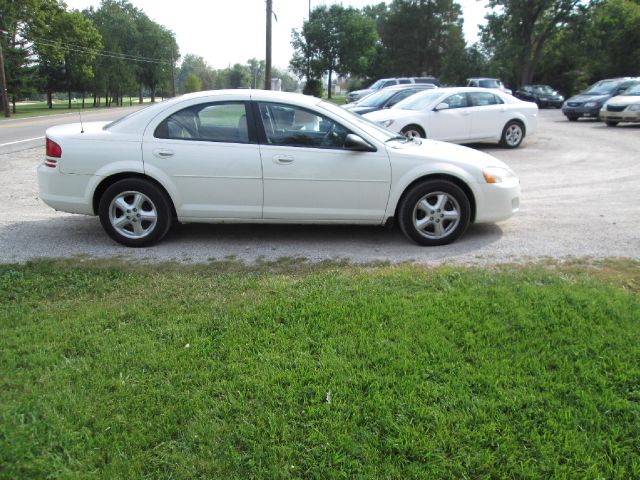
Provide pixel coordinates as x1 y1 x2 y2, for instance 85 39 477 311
0 99 147 120
325 95 347 105
1 260 639 479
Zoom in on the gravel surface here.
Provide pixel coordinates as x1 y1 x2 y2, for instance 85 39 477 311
1 109 638 265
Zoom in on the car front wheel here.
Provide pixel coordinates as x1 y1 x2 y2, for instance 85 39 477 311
500 120 525 148
605 121 619 127
398 180 471 246
98 179 173 247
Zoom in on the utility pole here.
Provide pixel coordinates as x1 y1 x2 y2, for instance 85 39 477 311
265 0 272 90
170 47 176 97
0 30 10 117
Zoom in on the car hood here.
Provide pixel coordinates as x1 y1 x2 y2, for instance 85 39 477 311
386 137 513 180
349 88 373 97
349 106 380 115
606 95 640 106
364 108 415 123
567 94 609 103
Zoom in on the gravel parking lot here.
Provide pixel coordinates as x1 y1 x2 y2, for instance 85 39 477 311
0 109 638 265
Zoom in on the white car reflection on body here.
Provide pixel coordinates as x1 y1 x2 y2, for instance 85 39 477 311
364 87 538 148
38 90 520 247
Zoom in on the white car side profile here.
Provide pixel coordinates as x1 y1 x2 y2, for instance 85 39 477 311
364 87 538 148
38 90 520 247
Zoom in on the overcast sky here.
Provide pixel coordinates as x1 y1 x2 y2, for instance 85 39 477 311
64 0 489 70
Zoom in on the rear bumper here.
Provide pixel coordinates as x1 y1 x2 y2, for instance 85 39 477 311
37 164 95 215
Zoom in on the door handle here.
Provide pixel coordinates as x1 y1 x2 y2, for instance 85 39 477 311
153 148 175 158
273 154 294 164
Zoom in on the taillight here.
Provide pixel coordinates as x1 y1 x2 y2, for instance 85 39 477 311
46 138 62 158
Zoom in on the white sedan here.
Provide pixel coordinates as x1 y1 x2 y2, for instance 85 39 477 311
364 87 538 148
38 90 520 247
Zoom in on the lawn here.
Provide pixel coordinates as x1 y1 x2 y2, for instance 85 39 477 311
0 99 149 120
1 260 639 479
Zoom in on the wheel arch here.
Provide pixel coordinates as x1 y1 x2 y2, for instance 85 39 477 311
393 173 477 223
92 173 177 220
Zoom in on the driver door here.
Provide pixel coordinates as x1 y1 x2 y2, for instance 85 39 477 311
255 102 391 221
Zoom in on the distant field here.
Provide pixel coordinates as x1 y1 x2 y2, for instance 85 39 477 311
1 98 153 120
1 259 639 479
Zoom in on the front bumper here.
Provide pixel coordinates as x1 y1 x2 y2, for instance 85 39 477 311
600 109 640 123
538 99 563 108
474 180 521 224
562 105 601 118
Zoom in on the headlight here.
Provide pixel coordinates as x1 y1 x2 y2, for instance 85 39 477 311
483 167 517 184
380 119 395 128
627 104 640 111
584 101 601 107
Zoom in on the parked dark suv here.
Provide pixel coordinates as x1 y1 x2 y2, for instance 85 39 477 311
562 77 639 121
514 85 564 108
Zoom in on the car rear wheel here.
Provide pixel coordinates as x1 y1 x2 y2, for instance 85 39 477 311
398 180 471 246
605 121 619 127
99 179 173 247
500 120 525 148
400 125 425 139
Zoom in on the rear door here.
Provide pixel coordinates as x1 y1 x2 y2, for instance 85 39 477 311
142 101 263 219
467 92 509 140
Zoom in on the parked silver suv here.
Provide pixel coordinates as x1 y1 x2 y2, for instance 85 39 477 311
466 77 512 95
346 76 439 103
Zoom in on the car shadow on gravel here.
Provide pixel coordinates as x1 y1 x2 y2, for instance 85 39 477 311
0 216 504 263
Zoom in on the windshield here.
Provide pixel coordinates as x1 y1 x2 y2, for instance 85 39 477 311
369 79 386 89
533 85 555 94
393 90 443 110
479 79 503 88
622 83 640 95
319 100 400 142
583 81 617 96
357 88 398 107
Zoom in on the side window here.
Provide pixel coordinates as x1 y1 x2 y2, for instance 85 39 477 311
388 89 418 107
443 93 469 109
469 92 504 107
383 80 397 88
258 103 351 149
155 102 249 143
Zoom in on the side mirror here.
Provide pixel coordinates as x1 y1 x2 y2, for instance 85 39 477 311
344 133 376 152
434 103 449 111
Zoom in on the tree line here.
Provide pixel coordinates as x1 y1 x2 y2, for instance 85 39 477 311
1 0 638 114
1 0 178 113
291 0 640 97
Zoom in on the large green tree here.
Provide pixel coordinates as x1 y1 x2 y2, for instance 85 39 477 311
290 5 378 98
177 54 216 93
481 0 586 89
376 0 466 81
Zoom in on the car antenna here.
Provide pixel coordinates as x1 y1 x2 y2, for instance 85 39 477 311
79 110 84 133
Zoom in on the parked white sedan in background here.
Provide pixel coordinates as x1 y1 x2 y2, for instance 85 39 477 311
38 90 520 247
364 87 538 148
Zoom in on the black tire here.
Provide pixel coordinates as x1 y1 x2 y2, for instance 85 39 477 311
98 178 173 247
400 124 426 139
605 121 619 127
398 180 471 246
499 120 525 148
567 115 579 121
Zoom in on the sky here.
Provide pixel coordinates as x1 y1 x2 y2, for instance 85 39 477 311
64 0 489 70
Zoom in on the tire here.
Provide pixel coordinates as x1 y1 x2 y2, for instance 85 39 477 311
398 180 471 246
567 115 579 121
400 124 425 139
98 178 173 247
500 120 525 148
605 121 619 127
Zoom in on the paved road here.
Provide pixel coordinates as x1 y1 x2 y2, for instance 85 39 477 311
0 105 146 154
0 109 638 265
